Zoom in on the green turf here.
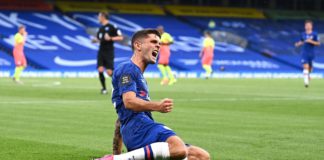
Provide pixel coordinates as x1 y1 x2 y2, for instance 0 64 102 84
0 78 324 160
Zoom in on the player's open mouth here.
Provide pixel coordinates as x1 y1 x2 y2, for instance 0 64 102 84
152 50 158 58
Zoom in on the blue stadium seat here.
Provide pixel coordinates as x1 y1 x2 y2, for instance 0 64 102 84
0 10 323 76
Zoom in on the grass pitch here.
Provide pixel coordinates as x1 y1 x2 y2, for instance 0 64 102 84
0 78 324 160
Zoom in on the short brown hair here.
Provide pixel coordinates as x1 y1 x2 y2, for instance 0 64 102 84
305 20 313 25
204 30 212 36
99 11 109 19
18 25 25 31
131 29 161 51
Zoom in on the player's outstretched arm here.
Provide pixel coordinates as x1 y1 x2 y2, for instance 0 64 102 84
305 38 321 46
104 33 124 42
112 35 124 41
123 91 173 113
91 37 99 43
295 41 303 47
112 118 123 155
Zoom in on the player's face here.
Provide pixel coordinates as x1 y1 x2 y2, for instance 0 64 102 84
157 27 164 34
98 13 104 24
19 27 26 34
305 22 313 32
141 34 160 64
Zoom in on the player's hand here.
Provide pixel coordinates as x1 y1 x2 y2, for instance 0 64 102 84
295 41 303 47
91 38 98 43
158 98 173 113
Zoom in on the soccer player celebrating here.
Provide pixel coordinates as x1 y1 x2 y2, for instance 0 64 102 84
156 25 177 85
92 11 123 94
295 20 320 88
12 25 28 84
199 31 215 79
96 29 210 160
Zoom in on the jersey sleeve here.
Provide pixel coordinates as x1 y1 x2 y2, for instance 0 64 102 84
118 70 137 95
300 33 305 41
203 38 208 47
111 25 122 37
161 33 173 43
167 33 173 43
117 28 122 36
97 27 105 41
203 38 215 47
115 26 122 36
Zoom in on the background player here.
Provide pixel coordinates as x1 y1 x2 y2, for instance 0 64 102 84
12 25 28 84
199 31 215 79
156 25 177 85
295 20 320 88
96 29 210 160
92 11 123 94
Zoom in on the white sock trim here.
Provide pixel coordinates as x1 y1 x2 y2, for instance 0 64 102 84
303 69 309 85
113 142 170 160
150 142 170 160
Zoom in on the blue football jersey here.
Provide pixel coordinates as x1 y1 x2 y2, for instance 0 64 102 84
300 31 319 57
111 61 153 126
111 61 176 151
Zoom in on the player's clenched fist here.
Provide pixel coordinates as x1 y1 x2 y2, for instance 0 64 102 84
158 98 173 113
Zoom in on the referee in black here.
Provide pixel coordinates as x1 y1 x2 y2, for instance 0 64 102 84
92 11 123 94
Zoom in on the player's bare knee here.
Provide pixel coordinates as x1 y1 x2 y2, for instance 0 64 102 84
173 146 187 160
168 145 187 159
107 69 113 77
98 67 104 73
201 151 210 160
167 137 188 159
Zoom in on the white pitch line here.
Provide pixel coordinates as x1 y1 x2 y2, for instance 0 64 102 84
31 81 61 87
